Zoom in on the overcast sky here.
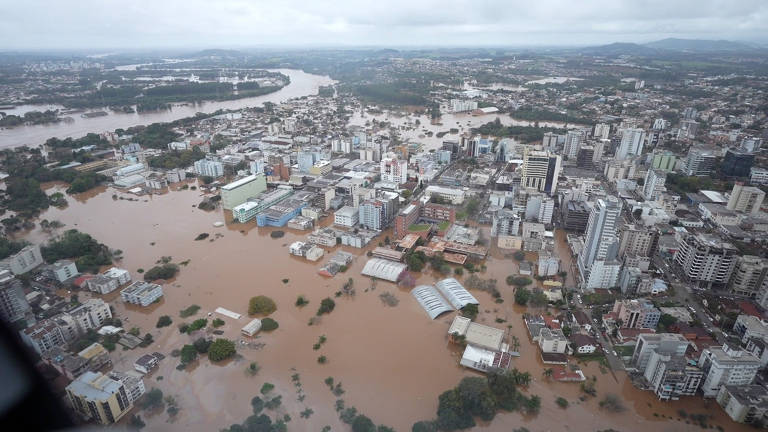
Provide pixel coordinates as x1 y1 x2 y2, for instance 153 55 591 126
1 0 767 50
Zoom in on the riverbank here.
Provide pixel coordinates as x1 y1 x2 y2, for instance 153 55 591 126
0 69 335 150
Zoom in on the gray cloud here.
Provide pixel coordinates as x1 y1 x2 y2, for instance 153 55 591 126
0 0 767 49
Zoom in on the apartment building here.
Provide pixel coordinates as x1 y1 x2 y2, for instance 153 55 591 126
631 333 689 371
699 344 760 398
0 244 44 275
729 256 768 298
120 281 163 307
727 183 765 215
0 270 30 324
643 350 703 400
674 233 738 289
520 149 561 196
66 371 132 425
609 299 661 330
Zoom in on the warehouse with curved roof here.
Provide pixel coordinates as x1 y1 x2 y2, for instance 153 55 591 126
436 278 479 310
411 285 454 319
361 258 408 282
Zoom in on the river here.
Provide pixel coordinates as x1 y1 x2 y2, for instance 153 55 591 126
0 69 334 149
17 183 749 432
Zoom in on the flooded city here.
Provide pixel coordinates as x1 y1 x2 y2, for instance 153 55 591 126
13 183 751 432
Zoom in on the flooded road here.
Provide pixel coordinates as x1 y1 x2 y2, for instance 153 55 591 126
0 69 334 150
20 185 750 431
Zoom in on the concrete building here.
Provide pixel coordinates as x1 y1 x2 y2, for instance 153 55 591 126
193 157 224 178
716 385 768 425
221 174 267 210
642 169 666 201
733 314 768 344
727 183 765 215
120 281 163 307
20 318 67 355
750 167 768 185
699 344 760 397
51 260 79 283
0 244 44 275
521 149 561 196
68 299 112 335
66 371 132 425
424 185 465 205
651 151 677 171
562 200 590 232
684 147 718 176
631 333 689 371
232 186 293 223
729 256 768 298
491 209 520 237
450 99 478 113
609 299 661 329
578 196 622 290
0 270 30 324
536 328 568 354
722 148 755 178
618 224 656 259
643 350 703 400
563 130 585 159
107 370 145 405
674 233 738 289
380 154 408 184
616 128 645 160
334 206 359 228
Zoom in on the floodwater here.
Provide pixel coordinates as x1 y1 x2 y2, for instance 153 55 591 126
20 184 751 431
347 110 583 152
0 69 334 150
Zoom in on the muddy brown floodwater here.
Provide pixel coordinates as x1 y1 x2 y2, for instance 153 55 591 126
19 184 752 432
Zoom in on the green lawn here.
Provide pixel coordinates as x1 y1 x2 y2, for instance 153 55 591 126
408 223 431 231
437 221 451 231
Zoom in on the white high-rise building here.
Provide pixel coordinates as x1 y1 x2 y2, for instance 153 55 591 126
578 196 622 290
616 128 646 160
380 154 408 184
521 149 561 196
699 344 760 398
194 158 224 178
563 130 585 159
642 169 667 201
593 123 611 139
727 183 765 215
450 99 478 113
542 132 559 152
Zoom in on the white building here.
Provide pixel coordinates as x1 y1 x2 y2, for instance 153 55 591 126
0 245 44 275
221 174 267 210
727 183 765 215
120 281 163 307
578 196 622 290
380 154 408 184
450 99 478 113
699 344 760 398
424 185 465 205
750 167 768 185
193 158 224 178
616 128 645 160
642 169 666 201
51 260 79 282
334 206 359 228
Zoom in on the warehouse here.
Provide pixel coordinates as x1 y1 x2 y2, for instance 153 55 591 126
361 258 407 282
411 285 454 319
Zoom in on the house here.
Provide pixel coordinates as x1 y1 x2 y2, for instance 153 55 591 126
571 334 599 354
134 353 160 374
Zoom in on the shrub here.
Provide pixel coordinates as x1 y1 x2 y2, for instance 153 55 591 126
212 318 225 328
187 318 207 332
270 231 285 239
317 355 327 364
295 295 309 307
179 304 200 318
156 315 172 328
249 296 277 315
317 298 336 316
265 395 282 410
462 304 479 320
208 338 236 362
143 263 179 281
261 318 279 331
194 233 209 241
260 383 275 395
352 415 376 432
140 388 164 410
251 396 264 414
180 345 197 364
556 397 569 409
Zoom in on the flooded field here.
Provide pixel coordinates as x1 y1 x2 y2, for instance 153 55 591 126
19 184 750 431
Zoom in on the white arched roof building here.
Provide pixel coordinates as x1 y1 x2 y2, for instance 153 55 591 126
361 258 408 282
435 278 479 310
411 285 454 319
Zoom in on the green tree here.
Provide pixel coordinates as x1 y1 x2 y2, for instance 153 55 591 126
462 304 479 320
208 338 236 362
352 415 376 432
140 388 164 410
514 287 531 305
261 318 279 331
250 396 264 414
249 296 277 315
317 297 336 316
156 315 172 328
180 344 197 364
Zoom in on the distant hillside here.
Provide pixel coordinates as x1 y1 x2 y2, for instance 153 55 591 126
191 49 246 58
643 38 755 52
577 42 660 56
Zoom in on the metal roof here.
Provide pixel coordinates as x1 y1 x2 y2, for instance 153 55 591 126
361 258 407 282
411 285 453 319
435 278 479 310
